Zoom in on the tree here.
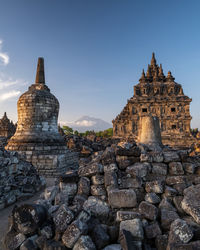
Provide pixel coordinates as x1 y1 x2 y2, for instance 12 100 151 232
62 126 73 135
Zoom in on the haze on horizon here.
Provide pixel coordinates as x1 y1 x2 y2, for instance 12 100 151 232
0 0 200 129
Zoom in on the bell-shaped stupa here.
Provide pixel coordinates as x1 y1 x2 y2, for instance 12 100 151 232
6 58 78 176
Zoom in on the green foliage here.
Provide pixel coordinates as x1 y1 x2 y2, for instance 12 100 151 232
63 126 73 135
62 126 113 138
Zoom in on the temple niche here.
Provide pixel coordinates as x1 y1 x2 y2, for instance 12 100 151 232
112 53 195 148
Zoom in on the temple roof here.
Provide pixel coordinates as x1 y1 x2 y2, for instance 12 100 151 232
139 53 175 84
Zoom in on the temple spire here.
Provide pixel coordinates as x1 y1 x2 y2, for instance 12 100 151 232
35 57 45 84
146 64 152 80
166 71 175 81
158 64 165 80
151 52 157 66
139 69 146 83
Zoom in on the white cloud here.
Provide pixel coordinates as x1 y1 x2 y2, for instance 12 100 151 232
60 120 96 127
0 90 21 102
0 40 9 65
75 120 95 127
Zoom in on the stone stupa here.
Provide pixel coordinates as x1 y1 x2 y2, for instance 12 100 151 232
6 58 78 176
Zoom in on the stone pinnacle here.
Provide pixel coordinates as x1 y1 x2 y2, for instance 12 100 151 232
35 57 45 84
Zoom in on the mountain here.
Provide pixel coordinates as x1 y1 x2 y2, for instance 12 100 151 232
61 116 112 132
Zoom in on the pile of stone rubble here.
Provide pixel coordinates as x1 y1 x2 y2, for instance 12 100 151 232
65 134 120 158
4 141 200 249
0 147 45 210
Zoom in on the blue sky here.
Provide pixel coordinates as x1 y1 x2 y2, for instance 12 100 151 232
0 0 200 128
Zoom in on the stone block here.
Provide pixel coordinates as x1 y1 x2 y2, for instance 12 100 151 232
62 220 87 248
73 235 96 250
168 219 193 245
145 192 161 204
91 185 106 196
116 211 141 222
161 209 179 230
91 175 104 185
126 162 151 178
83 196 110 219
152 163 168 175
139 201 158 220
53 204 74 232
108 189 137 208
78 177 90 196
144 222 162 239
78 163 104 177
120 219 144 240
169 162 184 175
145 180 164 193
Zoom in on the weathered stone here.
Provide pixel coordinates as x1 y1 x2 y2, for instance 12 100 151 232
62 220 87 248
116 211 141 222
108 189 137 208
166 176 186 185
120 219 144 240
152 163 168 175
145 180 164 193
164 186 178 197
91 185 106 196
91 175 104 185
101 147 116 165
4 230 26 250
159 198 177 211
20 238 37 250
161 209 179 230
120 176 142 189
126 162 151 178
181 184 200 224
155 234 168 250
73 235 96 250
103 244 122 250
163 151 180 163
168 219 193 245
41 226 53 239
119 229 142 250
139 201 158 220
12 204 47 235
169 162 184 175
144 221 162 239
83 196 110 219
78 177 90 196
91 224 110 249
43 240 66 250
173 196 184 214
53 204 74 232
145 192 161 204
104 171 118 187
44 186 59 202
115 142 140 156
78 163 104 177
59 182 77 197
183 162 197 174
116 155 140 169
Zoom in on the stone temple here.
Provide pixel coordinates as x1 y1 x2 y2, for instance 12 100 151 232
0 112 16 138
112 53 195 148
6 58 78 176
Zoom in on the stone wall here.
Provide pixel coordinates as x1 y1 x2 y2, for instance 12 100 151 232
5 141 200 249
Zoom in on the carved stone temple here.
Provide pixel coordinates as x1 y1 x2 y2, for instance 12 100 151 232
6 58 78 176
0 112 16 138
112 53 195 148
